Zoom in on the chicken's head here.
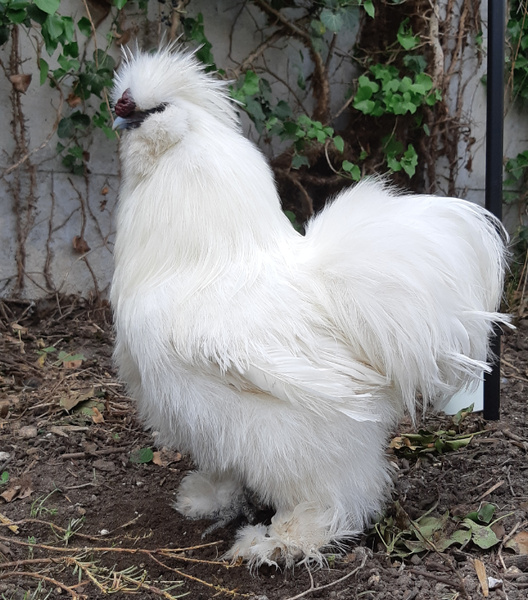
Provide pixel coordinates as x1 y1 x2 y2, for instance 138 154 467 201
111 46 238 138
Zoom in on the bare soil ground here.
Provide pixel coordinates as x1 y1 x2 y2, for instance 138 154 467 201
0 298 527 600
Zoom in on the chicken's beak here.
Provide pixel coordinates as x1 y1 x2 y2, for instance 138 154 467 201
112 116 129 131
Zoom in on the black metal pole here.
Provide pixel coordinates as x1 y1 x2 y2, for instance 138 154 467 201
484 0 505 421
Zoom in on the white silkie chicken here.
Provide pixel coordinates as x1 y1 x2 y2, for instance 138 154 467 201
111 47 508 568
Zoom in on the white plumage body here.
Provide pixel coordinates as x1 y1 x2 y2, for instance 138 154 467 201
111 48 508 567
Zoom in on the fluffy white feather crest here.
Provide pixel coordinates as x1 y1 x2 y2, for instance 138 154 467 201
112 44 238 129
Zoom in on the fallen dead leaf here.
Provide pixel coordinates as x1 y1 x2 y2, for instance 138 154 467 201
11 323 28 335
491 521 506 540
60 387 95 411
19 425 38 439
0 475 33 503
83 442 97 454
152 449 182 467
17 475 33 500
0 512 19 534
63 359 83 369
1 485 21 503
92 407 105 424
152 451 164 466
474 558 489 597
93 459 116 472
505 531 528 555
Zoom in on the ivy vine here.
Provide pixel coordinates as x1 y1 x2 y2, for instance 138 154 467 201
1 0 446 222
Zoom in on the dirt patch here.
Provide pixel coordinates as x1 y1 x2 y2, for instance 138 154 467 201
0 298 527 600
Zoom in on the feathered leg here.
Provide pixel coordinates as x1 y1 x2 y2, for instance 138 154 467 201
174 471 255 534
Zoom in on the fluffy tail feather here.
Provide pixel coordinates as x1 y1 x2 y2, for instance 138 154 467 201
304 179 509 416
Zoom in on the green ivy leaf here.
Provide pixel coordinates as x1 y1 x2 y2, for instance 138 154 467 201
44 13 63 40
34 0 60 15
401 144 418 177
240 70 260 97
320 8 344 33
274 100 292 120
0 26 9 46
341 6 359 30
57 117 74 139
77 16 92 37
39 57 49 86
292 154 310 169
130 447 154 464
477 503 497 525
463 519 500 549
7 9 27 24
26 4 47 25
333 135 344 153
63 42 79 58
245 98 266 122
363 0 375 18
342 160 361 180
61 16 74 42
113 0 128 8
397 18 420 50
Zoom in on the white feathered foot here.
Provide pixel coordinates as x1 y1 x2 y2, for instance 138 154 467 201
224 503 355 569
174 471 257 537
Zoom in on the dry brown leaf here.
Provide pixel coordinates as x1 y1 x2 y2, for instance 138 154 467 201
152 449 181 467
505 531 528 555
60 387 95 411
92 407 105 424
474 558 489 597
17 476 33 500
83 442 97 454
9 73 32 93
115 29 132 46
152 451 164 466
11 323 28 334
491 521 506 540
72 235 91 254
1 485 21 503
0 512 19 534
66 92 82 108
63 359 83 369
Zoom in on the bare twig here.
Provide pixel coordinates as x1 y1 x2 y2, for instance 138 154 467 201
170 0 190 41
0 571 83 599
284 550 369 600
253 0 330 121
